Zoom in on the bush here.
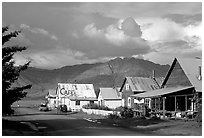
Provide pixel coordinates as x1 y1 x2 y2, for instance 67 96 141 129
119 107 134 118
194 96 202 125
82 103 99 109
107 113 120 119
82 103 111 111
195 104 202 123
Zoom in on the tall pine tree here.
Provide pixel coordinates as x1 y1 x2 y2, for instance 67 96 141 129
2 26 32 115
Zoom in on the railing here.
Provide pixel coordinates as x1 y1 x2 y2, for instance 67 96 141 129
82 108 119 116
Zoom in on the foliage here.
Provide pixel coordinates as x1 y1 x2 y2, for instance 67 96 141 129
2 26 32 115
107 113 120 119
195 97 202 125
116 106 134 118
82 103 111 111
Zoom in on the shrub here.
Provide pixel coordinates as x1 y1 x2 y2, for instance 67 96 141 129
195 104 202 123
119 107 134 118
107 113 120 119
82 103 111 111
194 96 202 125
82 103 99 109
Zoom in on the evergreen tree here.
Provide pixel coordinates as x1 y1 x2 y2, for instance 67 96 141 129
2 26 32 115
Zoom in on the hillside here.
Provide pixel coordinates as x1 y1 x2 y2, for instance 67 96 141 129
15 57 170 100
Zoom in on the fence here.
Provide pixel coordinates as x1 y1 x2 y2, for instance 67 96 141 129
82 108 119 116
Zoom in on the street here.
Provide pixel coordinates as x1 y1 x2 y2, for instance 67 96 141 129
3 107 155 136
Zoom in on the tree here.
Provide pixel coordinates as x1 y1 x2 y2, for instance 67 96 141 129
2 26 32 115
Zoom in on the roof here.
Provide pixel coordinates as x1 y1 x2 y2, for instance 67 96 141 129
122 77 161 92
57 83 96 98
162 58 202 92
99 88 121 100
131 86 194 98
177 58 202 92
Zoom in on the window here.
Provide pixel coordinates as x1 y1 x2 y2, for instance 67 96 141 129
76 101 80 105
128 97 131 107
90 101 94 104
126 84 130 91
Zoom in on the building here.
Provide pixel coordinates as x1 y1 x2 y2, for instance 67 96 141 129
45 89 57 109
120 77 163 109
131 57 202 117
98 87 122 109
56 83 97 111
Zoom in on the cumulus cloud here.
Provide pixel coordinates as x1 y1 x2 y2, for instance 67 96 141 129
81 18 151 59
83 17 148 46
20 24 58 41
122 17 142 37
141 18 185 42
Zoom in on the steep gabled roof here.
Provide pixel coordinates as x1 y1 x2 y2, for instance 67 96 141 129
57 83 96 98
162 58 202 92
99 88 121 100
120 77 161 92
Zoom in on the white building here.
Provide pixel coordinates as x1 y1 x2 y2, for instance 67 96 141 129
56 83 97 111
98 88 122 109
45 89 57 109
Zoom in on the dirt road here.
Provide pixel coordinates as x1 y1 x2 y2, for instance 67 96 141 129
3 107 155 136
3 103 202 136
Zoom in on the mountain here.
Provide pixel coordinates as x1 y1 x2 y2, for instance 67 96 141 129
15 57 170 100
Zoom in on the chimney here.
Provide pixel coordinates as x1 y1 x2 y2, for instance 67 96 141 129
198 66 202 80
152 69 155 79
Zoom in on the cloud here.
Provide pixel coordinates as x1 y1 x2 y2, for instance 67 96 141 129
162 13 202 26
122 17 142 37
141 18 185 42
80 18 151 58
14 48 86 69
75 3 201 19
4 3 201 69
20 24 58 41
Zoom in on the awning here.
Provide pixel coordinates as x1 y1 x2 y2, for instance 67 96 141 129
131 86 194 98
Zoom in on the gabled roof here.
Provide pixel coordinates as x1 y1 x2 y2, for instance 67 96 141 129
120 77 161 92
57 83 96 98
99 88 121 100
162 57 202 92
131 86 194 98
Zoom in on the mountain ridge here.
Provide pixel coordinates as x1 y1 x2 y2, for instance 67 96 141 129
15 57 170 100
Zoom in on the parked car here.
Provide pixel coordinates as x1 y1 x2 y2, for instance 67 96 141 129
39 103 50 111
59 104 68 112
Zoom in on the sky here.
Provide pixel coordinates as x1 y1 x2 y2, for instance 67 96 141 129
2 2 202 69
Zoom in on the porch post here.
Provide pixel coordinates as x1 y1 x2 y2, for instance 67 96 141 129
175 96 177 112
185 96 187 111
159 97 161 118
163 97 166 118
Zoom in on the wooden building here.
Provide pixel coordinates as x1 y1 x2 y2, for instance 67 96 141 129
120 77 163 109
132 57 202 117
98 87 122 109
56 83 97 111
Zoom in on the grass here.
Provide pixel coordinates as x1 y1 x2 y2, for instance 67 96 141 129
2 119 38 136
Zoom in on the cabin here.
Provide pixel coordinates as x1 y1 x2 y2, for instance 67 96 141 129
131 57 202 117
45 89 57 109
98 87 122 109
120 77 163 110
56 83 97 111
